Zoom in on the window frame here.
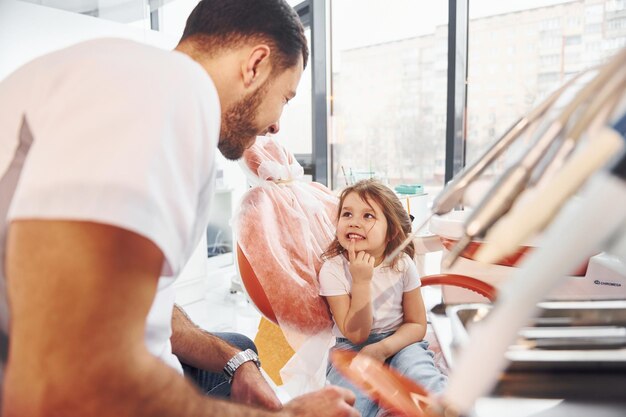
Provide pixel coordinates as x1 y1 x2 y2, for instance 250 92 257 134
307 0 468 187
294 0 330 184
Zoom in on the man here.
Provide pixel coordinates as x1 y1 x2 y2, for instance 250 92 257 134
0 1 358 416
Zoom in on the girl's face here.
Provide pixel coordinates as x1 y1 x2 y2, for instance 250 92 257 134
336 192 389 261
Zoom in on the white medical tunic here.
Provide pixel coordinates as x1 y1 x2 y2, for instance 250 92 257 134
0 38 220 375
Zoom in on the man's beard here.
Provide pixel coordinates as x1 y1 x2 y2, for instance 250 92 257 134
218 82 267 161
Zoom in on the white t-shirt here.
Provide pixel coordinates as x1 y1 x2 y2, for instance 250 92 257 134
0 38 220 374
319 253 421 337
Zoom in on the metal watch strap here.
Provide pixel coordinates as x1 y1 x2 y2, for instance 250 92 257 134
223 348 261 383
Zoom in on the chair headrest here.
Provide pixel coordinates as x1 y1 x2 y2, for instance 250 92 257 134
241 136 303 184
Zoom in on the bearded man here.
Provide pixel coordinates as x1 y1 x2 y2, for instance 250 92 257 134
0 1 357 417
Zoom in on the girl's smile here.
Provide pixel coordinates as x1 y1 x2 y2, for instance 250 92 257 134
336 192 388 263
346 232 366 240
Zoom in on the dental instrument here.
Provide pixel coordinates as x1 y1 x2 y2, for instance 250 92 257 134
476 109 626 264
529 67 626 187
440 149 626 416
442 48 626 268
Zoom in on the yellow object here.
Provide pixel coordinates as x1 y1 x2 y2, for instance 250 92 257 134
254 317 295 386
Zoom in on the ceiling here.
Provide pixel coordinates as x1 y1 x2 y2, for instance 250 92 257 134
21 0 176 22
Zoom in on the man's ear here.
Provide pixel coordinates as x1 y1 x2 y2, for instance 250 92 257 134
242 44 272 89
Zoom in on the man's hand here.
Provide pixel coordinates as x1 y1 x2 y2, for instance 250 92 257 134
230 361 282 410
281 386 360 417
347 239 375 284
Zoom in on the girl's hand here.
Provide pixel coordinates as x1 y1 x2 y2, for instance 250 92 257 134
358 342 389 363
347 239 375 283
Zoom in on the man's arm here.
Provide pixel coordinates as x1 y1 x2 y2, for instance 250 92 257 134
2 220 357 417
171 305 241 371
2 220 262 417
171 305 281 409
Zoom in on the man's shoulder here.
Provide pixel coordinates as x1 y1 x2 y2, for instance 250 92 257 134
47 38 210 88
38 38 170 66
64 39 218 111
65 38 169 60
89 39 204 78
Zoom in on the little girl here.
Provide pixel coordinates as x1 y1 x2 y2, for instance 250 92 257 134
319 179 446 417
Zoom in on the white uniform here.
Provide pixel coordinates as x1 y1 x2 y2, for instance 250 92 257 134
0 38 220 374
319 252 421 337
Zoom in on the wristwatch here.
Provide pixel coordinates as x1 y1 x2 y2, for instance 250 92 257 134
223 349 261 383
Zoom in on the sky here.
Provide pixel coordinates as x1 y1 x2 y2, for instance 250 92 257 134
331 0 576 50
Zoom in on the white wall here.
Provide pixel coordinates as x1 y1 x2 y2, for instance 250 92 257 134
158 0 199 40
0 0 176 81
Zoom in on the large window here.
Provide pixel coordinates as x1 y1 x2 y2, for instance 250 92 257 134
272 27 313 157
466 0 626 177
329 0 449 197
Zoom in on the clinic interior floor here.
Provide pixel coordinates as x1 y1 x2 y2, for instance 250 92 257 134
182 265 262 342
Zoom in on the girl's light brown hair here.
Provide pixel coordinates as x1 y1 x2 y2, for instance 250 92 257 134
322 179 415 269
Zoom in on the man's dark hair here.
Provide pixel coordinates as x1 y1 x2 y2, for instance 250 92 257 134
180 0 308 71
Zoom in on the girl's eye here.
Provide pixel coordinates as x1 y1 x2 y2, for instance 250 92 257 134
341 211 352 218
364 213 375 219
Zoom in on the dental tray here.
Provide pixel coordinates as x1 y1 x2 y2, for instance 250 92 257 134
447 300 626 372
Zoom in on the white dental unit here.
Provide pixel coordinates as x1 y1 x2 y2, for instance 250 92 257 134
408 47 626 417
